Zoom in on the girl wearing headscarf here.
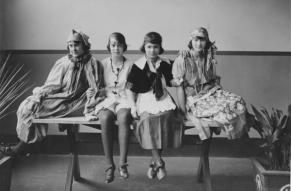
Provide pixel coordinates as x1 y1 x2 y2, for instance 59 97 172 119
172 27 247 141
126 32 183 180
1 29 104 156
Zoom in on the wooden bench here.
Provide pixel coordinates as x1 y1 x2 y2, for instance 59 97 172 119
32 117 213 191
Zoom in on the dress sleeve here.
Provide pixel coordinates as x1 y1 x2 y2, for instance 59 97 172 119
160 61 174 87
34 58 67 95
172 54 186 86
126 64 139 93
84 58 106 115
85 58 105 90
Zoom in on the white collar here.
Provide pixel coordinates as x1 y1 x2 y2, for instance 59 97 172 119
134 56 170 70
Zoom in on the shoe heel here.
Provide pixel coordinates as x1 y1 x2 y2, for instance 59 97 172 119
147 162 157 179
118 163 129 179
105 165 115 183
156 160 167 180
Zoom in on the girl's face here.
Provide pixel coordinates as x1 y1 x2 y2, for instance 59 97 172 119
68 41 85 58
144 42 160 59
191 37 207 52
109 38 124 56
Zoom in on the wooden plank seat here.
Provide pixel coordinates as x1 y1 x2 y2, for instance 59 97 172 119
32 117 213 191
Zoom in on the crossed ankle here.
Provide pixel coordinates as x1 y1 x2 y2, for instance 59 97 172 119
156 159 165 166
118 162 128 167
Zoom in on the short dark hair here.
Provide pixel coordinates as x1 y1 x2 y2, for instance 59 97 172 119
106 32 127 52
140 32 164 54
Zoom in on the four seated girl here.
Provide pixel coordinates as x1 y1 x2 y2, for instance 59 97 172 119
3 27 249 183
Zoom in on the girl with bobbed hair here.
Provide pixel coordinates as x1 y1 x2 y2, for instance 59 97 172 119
126 32 183 180
85 32 132 183
1 29 104 157
172 27 248 141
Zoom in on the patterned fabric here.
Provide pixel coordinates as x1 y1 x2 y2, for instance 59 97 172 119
172 46 247 140
16 54 103 143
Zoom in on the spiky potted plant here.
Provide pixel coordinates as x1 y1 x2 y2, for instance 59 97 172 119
0 52 30 191
249 104 290 191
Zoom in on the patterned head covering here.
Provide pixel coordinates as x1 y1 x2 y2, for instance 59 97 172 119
190 27 209 42
67 29 91 48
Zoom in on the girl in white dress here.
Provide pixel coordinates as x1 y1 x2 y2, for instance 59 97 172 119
85 33 132 183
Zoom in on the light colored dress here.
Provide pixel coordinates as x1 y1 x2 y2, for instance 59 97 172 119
17 54 103 143
127 56 183 149
85 56 132 116
172 45 247 140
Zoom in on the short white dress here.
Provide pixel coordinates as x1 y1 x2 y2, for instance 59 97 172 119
85 56 132 117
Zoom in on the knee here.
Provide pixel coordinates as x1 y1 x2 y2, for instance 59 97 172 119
117 109 132 126
99 110 115 126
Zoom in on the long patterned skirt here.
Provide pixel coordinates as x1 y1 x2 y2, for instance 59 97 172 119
187 88 247 140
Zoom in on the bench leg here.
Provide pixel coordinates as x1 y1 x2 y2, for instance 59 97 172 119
64 125 81 191
65 154 74 191
197 135 212 191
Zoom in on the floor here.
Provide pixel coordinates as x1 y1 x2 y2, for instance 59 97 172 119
10 155 256 191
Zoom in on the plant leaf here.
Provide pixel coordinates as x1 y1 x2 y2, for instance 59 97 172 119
0 53 31 119
251 105 272 137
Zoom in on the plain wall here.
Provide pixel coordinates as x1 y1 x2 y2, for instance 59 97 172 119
3 0 291 51
1 1 290 138
0 0 4 50
290 1 291 50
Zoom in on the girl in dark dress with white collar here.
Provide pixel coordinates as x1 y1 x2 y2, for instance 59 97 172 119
126 32 182 180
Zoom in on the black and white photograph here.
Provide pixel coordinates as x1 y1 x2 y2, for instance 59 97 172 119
0 0 290 191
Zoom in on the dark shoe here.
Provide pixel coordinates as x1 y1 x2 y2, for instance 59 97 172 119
147 161 157 179
105 165 115 183
156 160 167 180
118 163 129 179
0 144 17 157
